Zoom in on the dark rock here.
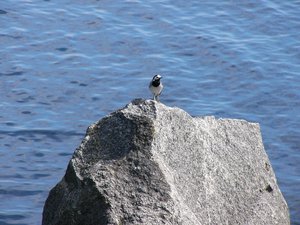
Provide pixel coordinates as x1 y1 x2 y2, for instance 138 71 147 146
42 99 290 225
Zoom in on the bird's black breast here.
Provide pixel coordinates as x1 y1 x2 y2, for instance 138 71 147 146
152 80 160 87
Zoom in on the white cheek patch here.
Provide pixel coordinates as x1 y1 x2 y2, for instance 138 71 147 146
154 75 161 81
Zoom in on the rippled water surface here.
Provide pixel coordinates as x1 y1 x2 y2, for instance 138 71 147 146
1 1 299 224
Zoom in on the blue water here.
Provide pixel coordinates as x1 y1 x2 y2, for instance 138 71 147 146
0 1 299 224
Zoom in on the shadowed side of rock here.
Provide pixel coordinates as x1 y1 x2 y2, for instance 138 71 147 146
42 99 290 225
43 103 182 225
42 169 110 225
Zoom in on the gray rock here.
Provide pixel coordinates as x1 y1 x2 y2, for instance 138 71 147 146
42 99 290 225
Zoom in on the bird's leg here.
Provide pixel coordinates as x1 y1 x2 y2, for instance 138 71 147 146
156 95 160 102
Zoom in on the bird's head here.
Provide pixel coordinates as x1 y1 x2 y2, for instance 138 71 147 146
152 74 162 81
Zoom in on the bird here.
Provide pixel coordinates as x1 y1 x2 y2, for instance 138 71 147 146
149 74 163 102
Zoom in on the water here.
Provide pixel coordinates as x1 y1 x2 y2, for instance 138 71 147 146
0 0 299 224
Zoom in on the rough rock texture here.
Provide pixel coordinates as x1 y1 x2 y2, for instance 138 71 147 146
42 99 290 225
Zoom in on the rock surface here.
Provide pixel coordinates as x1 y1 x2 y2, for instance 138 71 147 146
42 99 290 225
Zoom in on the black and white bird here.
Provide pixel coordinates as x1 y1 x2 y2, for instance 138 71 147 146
149 74 163 101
